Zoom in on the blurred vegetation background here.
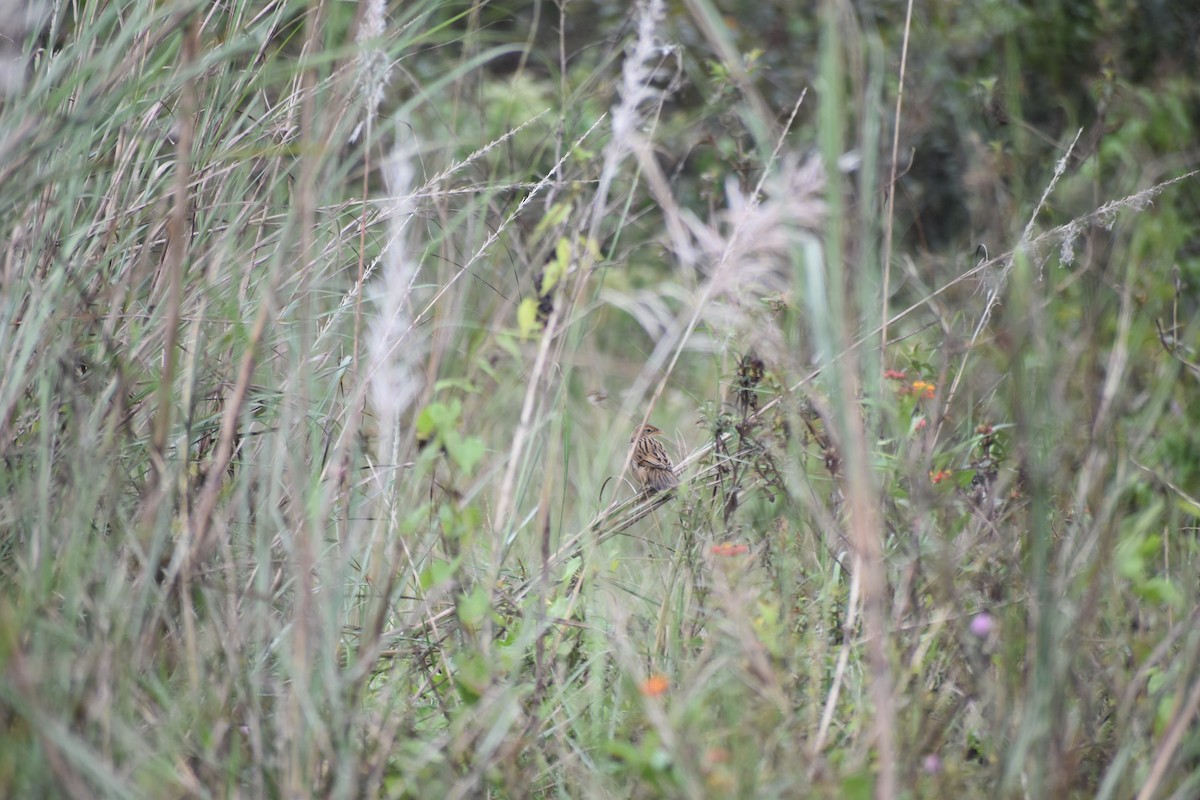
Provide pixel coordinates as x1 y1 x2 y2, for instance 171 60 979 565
1 0 1199 797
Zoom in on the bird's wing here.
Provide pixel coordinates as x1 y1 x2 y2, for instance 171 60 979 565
636 439 674 471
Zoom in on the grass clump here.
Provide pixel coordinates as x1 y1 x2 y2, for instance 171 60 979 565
2 1 1199 798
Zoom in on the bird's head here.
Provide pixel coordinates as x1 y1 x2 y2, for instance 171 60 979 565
631 423 662 442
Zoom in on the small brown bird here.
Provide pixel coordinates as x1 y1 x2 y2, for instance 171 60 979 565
630 424 679 492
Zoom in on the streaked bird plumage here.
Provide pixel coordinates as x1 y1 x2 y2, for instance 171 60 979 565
630 424 679 492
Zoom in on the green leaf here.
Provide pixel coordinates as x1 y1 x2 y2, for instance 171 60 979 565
582 235 601 262
417 401 483 473
417 399 463 444
754 599 782 656
452 653 491 704
531 200 572 239
1155 693 1174 738
1137 577 1184 609
840 770 874 800
647 747 672 772
547 595 572 619
558 556 582 590
457 586 491 629
1114 536 1145 580
446 434 485 475
544 237 571 292
517 296 541 338
415 405 438 443
1176 497 1200 519
418 558 459 591
497 331 522 359
603 739 641 763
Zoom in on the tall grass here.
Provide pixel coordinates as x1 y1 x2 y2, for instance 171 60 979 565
2 1 1199 798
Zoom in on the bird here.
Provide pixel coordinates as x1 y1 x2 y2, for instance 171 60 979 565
630 424 679 492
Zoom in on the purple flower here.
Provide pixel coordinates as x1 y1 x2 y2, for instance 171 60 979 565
969 613 995 638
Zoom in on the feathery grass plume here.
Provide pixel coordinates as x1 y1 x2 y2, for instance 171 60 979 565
690 154 828 359
1057 169 1199 267
708 154 827 294
610 0 668 148
606 154 826 382
315 112 550 352
349 0 391 144
590 0 670 245
367 132 423 465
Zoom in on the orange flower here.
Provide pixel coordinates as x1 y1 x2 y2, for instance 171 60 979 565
930 469 952 485
640 673 670 697
711 542 749 557
911 380 936 399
